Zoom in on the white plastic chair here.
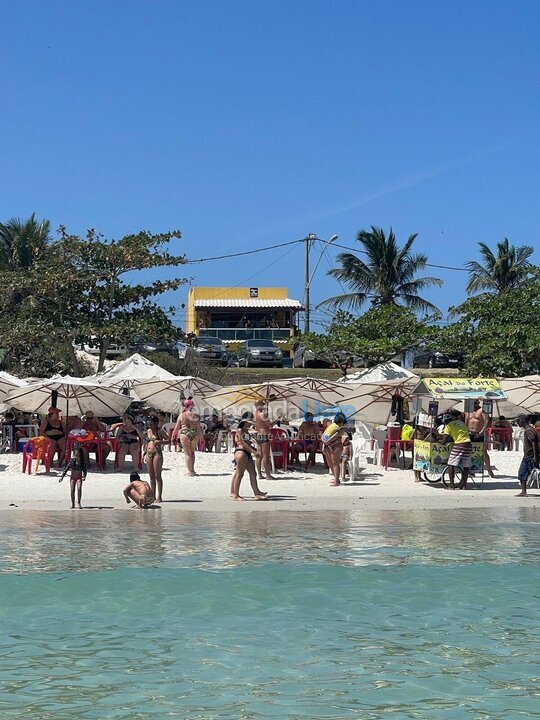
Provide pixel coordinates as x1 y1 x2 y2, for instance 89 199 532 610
513 428 525 451
350 436 378 480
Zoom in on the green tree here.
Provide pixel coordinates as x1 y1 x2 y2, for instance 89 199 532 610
0 226 187 375
302 306 439 376
465 238 534 295
320 226 442 313
446 281 540 376
0 213 50 271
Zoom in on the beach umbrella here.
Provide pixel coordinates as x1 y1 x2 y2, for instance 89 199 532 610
499 377 540 414
337 362 417 384
0 371 27 412
337 377 422 425
203 377 355 420
132 376 222 413
4 375 134 419
90 353 176 400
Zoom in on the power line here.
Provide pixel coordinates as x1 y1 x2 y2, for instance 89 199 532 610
185 238 303 264
332 241 469 272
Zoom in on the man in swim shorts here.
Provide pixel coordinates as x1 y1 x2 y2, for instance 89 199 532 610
516 414 539 497
123 471 155 508
254 400 274 480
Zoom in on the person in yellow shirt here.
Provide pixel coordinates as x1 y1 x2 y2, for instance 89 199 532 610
439 409 472 489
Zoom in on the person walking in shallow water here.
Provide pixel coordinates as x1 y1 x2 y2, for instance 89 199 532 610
515 415 539 497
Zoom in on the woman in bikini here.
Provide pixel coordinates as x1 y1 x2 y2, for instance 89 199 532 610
174 399 203 476
111 414 143 469
39 406 66 466
230 419 267 500
144 415 168 503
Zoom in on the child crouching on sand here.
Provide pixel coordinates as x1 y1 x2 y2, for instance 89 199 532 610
59 446 87 509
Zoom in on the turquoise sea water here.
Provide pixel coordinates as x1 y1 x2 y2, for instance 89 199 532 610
1 507 539 719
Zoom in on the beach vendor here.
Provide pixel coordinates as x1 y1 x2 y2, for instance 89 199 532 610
123 471 155 508
438 409 472 490
322 412 348 486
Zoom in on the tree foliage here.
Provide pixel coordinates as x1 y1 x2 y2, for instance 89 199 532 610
0 213 51 271
465 238 534 295
302 306 439 375
446 281 540 377
320 226 442 314
0 222 187 374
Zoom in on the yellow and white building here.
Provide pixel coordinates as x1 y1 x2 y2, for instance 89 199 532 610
185 286 303 355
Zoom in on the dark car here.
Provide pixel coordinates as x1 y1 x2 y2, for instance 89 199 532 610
237 339 283 367
412 350 463 369
292 343 332 369
195 336 229 366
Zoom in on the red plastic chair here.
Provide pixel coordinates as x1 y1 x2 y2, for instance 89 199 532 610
270 428 289 470
22 436 53 474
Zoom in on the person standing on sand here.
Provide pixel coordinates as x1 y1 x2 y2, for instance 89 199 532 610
230 419 267 500
516 415 539 497
254 401 275 480
59 446 87 508
322 412 348 486
123 471 155 508
465 400 495 478
175 399 203 476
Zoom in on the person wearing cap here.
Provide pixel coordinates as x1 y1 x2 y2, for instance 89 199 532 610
39 407 66 466
230 418 267 500
515 415 539 496
438 409 472 489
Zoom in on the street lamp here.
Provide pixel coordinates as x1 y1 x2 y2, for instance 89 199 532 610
304 233 338 333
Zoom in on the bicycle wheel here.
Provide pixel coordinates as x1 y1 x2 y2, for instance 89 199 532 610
423 470 442 484
441 466 463 488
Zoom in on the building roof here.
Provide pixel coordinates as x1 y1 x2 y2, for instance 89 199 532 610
193 298 303 309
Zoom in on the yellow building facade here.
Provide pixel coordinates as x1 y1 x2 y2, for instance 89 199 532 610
185 286 302 354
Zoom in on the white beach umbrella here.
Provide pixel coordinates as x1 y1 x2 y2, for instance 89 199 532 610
337 377 422 425
90 353 176 400
499 377 540 414
0 371 27 412
203 377 355 420
132 376 222 413
338 362 416 384
4 375 134 418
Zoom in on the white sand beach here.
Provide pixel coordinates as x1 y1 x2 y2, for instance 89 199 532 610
0 447 538 512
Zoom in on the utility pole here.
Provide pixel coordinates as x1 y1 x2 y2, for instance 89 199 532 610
304 233 316 333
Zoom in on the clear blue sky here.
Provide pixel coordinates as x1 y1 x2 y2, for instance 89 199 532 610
2 0 539 329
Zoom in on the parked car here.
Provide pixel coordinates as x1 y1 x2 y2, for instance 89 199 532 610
292 343 332 369
412 350 463 369
80 339 129 358
237 339 283 368
195 336 229 366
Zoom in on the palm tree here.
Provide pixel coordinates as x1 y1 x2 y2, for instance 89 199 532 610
465 239 534 294
0 213 51 271
319 226 443 314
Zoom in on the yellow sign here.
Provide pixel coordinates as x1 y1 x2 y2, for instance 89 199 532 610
414 439 484 474
417 377 505 400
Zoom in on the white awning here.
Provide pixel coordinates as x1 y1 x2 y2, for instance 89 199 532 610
193 298 303 309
